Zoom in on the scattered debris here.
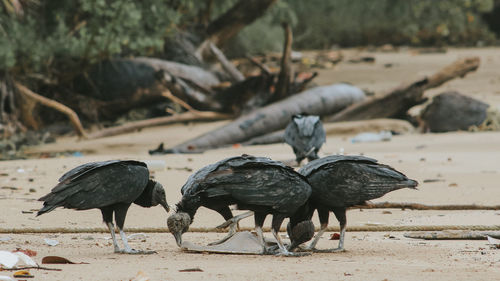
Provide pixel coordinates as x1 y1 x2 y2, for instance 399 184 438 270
0 251 37 269
487 236 500 249
43 238 59 246
41 256 87 264
348 56 375 63
13 270 33 278
13 248 37 257
423 179 445 183
179 267 204 272
330 233 340 240
351 131 392 143
131 271 150 281
142 160 166 171
0 236 12 242
404 230 500 240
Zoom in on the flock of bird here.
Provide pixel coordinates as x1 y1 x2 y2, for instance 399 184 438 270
36 114 418 256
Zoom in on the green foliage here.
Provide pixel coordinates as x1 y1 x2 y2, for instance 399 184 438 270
287 0 497 48
0 0 185 78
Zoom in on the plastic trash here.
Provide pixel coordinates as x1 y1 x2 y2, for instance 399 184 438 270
0 275 14 281
0 251 37 269
351 131 392 143
0 251 19 268
44 238 59 246
143 160 166 171
0 236 12 242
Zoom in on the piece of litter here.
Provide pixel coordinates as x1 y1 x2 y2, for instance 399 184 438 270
42 256 76 264
487 236 500 249
0 236 12 242
44 238 59 246
14 252 37 267
0 275 14 281
13 270 33 278
179 267 203 272
0 251 19 269
131 271 150 281
16 169 25 173
14 248 37 257
351 131 392 143
330 233 340 240
128 233 148 240
364 222 383 226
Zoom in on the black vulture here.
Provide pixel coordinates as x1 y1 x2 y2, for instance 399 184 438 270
37 160 170 254
167 154 313 256
284 114 326 165
289 155 418 252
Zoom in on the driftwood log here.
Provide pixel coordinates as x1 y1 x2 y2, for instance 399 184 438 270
87 110 231 139
404 230 500 240
131 57 220 90
242 118 415 146
156 83 365 153
326 57 480 122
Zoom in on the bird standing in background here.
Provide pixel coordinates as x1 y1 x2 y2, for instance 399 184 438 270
284 114 326 166
290 155 418 252
167 154 313 256
37 160 170 254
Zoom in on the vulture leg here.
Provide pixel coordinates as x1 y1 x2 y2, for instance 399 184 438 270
101 207 121 253
271 215 310 256
306 208 329 251
315 208 347 253
106 222 121 253
254 212 268 254
210 210 254 246
114 204 156 255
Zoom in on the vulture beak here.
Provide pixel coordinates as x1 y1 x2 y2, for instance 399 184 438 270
160 199 170 213
173 231 183 247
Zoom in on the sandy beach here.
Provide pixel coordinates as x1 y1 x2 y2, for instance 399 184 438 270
1 47 500 280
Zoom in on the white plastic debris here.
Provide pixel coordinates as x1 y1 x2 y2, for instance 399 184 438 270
0 275 14 281
0 251 19 268
127 233 148 240
487 235 500 248
0 236 12 242
14 252 37 267
142 160 166 171
351 131 392 143
44 238 59 246
0 250 38 269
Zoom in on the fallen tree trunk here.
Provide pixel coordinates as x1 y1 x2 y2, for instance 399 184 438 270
130 57 220 89
326 57 480 122
208 42 245 82
242 118 415 146
158 83 365 153
87 111 232 139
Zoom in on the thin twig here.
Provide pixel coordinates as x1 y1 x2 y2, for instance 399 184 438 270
14 82 88 138
1 266 62 271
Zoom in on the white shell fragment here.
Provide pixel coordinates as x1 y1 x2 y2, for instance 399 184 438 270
14 252 37 267
487 235 500 247
0 251 19 269
44 238 59 246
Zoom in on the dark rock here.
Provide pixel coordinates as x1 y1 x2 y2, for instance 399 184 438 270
421 91 489 132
